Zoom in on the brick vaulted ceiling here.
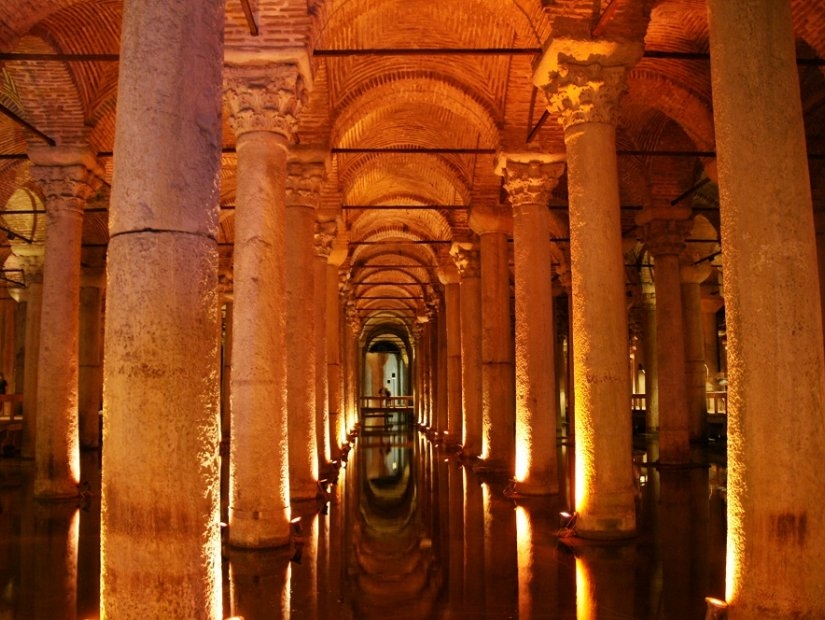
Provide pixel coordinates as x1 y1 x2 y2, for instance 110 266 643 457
0 0 824 331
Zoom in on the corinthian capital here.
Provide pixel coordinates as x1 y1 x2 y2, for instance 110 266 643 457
449 241 480 279
286 159 326 209
224 64 307 141
28 147 103 214
496 153 566 214
314 220 337 258
533 40 642 129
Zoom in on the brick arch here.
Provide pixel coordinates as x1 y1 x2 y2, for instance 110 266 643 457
6 35 87 145
351 208 452 245
342 153 471 208
0 0 83 52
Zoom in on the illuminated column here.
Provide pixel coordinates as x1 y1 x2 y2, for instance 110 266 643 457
286 155 324 500
30 149 102 499
468 206 514 470
497 153 565 494
78 257 105 449
224 62 306 545
16 251 43 458
681 261 712 441
102 0 224 615
708 0 825 616
535 42 640 537
218 273 232 526
437 255 462 446
451 241 482 456
641 280 659 431
314 219 336 466
344 305 361 433
637 207 692 465
327 243 347 455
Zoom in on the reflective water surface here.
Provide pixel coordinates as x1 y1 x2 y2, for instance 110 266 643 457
0 431 727 619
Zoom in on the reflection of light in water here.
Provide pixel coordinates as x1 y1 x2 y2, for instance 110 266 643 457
516 506 533 619
575 556 593 619
515 419 530 482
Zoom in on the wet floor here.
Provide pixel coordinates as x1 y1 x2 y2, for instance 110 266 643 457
0 430 728 619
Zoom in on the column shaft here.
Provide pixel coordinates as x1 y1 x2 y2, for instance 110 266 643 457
286 202 318 500
78 274 104 450
708 0 825 615
101 0 224 614
443 279 462 444
19 263 42 458
459 268 482 456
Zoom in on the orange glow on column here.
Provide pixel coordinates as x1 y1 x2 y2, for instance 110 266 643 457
574 405 593 516
575 556 593 619
516 505 533 618
725 453 744 605
515 406 530 481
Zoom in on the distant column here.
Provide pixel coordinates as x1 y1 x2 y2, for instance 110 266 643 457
535 41 641 537
224 61 306 546
314 218 336 467
497 153 565 494
78 256 105 450
327 245 347 455
16 251 43 458
450 241 482 457
641 280 659 431
681 261 712 441
30 148 102 499
437 255 462 447
469 206 514 471
708 0 825 615
637 206 692 465
285 155 325 500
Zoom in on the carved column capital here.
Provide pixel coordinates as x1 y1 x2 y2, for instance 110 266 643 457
450 241 480 279
29 161 102 215
286 158 326 209
534 41 642 129
314 220 337 259
636 207 693 257
223 64 307 141
495 153 566 215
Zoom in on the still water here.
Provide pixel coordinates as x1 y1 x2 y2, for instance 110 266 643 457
0 430 727 618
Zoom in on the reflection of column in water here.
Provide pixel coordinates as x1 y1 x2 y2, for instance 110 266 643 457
77 452 101 618
463 468 484 616
446 461 465 608
290 513 319 618
659 470 694 620
227 547 291 619
483 482 517 616
516 504 558 619
31 502 79 620
575 544 635 619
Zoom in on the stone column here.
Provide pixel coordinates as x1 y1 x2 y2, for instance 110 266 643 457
344 307 361 434
437 255 462 447
224 62 306 544
30 148 102 499
681 261 712 441
314 219 336 467
450 241 482 457
641 279 659 431
285 155 324 500
535 42 640 537
0 291 16 418
326 248 346 456
16 251 43 458
497 153 565 494
637 207 692 465
708 1 825 615
101 0 224 615
468 206 514 471
701 296 723 391
78 258 105 450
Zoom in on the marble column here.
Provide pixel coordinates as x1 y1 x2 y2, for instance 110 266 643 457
437 255 462 446
468 206 515 471
637 207 692 465
701 296 723 392
535 42 640 537
224 62 306 544
101 0 224 615
708 0 825 615
450 241 482 457
497 153 565 494
681 261 712 441
16 251 43 458
30 148 102 499
314 219 336 467
326 245 347 456
641 280 659 431
286 155 324 500
78 258 105 450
